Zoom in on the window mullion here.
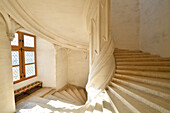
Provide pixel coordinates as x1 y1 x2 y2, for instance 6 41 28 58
19 32 25 80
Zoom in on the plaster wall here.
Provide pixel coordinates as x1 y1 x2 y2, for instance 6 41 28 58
36 37 56 88
140 0 170 57
56 48 68 90
0 14 16 113
68 50 89 87
111 0 140 50
14 37 56 89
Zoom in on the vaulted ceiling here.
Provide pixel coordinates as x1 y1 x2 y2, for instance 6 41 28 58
0 0 89 50
21 0 88 44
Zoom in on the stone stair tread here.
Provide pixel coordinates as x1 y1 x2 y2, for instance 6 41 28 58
108 86 160 113
34 87 53 97
111 82 170 111
52 92 75 102
116 61 170 66
60 90 82 104
116 70 170 79
116 65 170 72
113 78 170 99
116 57 170 62
70 87 85 103
46 89 56 95
45 94 80 105
79 89 87 101
85 100 96 113
114 73 170 88
114 51 143 54
102 100 115 113
93 101 103 113
106 88 133 113
66 88 83 103
115 53 150 56
85 105 95 113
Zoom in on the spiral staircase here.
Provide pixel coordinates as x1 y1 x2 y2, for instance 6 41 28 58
16 48 170 113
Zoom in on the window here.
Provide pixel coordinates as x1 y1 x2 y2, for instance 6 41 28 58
11 32 37 84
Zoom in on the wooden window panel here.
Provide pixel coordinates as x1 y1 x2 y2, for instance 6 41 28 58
11 32 37 84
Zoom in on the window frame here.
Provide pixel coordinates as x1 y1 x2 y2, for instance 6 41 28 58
11 32 37 84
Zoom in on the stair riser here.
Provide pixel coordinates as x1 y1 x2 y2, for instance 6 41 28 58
116 70 170 79
116 62 170 66
116 66 170 72
114 74 170 89
112 78 170 100
108 86 140 113
60 91 82 104
114 53 150 56
111 82 170 113
66 89 83 103
116 59 170 62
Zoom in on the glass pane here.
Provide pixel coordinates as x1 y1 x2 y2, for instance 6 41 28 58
25 64 35 77
11 33 18 46
12 66 20 81
24 35 34 47
11 51 19 65
25 51 35 64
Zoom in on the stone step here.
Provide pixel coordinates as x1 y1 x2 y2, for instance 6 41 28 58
114 52 150 56
84 101 96 113
115 55 159 59
116 70 170 79
66 88 83 104
44 94 72 104
112 78 170 100
107 86 138 113
116 61 170 66
79 89 87 102
71 87 85 103
114 49 141 53
93 99 103 113
114 74 170 88
102 97 115 113
108 86 160 113
116 57 170 62
60 90 82 105
111 82 170 113
34 87 54 97
52 92 78 104
116 66 170 72
114 51 143 54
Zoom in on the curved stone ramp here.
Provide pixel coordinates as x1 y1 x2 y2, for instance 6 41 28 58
106 48 170 113
16 48 170 113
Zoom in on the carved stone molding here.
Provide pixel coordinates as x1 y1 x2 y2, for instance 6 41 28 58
0 9 23 41
54 44 72 55
0 0 88 50
83 51 88 60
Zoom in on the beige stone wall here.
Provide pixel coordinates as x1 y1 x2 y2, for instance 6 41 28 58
68 50 89 87
140 0 170 57
14 36 56 90
37 37 56 88
56 48 68 90
0 14 16 113
111 0 140 50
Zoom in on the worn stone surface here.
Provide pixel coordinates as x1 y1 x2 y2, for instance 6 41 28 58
140 0 170 57
111 0 140 50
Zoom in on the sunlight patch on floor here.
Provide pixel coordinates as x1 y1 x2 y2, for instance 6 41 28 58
19 105 52 113
47 100 82 109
